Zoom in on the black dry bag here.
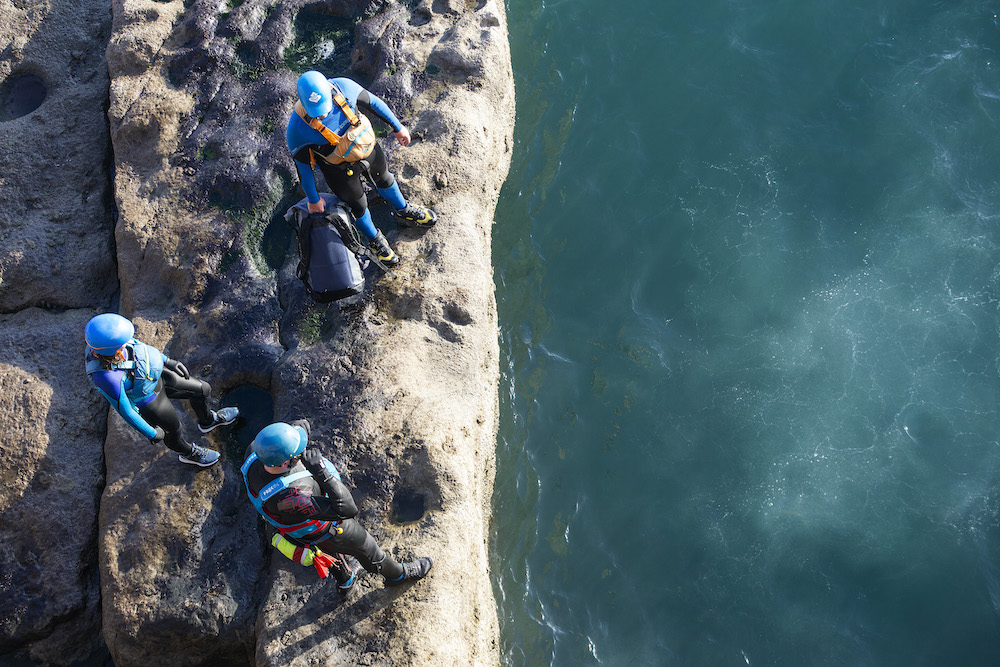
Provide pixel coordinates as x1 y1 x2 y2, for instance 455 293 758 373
293 207 365 303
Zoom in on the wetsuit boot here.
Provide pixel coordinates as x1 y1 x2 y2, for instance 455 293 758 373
394 203 437 228
333 555 356 596
368 231 400 267
384 557 432 587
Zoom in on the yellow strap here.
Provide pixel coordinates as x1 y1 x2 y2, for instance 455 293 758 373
294 86 366 166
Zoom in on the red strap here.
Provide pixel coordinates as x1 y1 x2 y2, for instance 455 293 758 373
313 552 335 579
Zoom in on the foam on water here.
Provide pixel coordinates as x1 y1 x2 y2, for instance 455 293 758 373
494 0 1000 664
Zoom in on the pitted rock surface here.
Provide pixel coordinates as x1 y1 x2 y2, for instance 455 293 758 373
0 309 107 665
1 0 513 664
0 0 117 312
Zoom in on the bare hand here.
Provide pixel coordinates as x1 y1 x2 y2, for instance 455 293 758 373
394 126 411 147
307 200 326 214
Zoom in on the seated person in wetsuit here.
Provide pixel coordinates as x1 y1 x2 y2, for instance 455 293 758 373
242 420 432 592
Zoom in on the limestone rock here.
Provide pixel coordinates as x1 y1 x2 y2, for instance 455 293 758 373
0 0 515 663
0 308 107 665
0 0 117 311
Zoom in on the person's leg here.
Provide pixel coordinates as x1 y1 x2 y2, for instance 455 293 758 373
138 391 193 456
319 163 376 239
365 143 436 227
160 368 213 427
366 145 407 210
315 519 404 579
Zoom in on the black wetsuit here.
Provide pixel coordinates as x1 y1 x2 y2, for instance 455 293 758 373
242 452 405 579
139 370 212 456
86 340 212 457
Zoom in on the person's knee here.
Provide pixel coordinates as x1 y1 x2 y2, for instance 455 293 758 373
200 380 211 399
349 196 368 220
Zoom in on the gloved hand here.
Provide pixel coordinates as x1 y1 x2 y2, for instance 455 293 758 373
164 358 190 379
289 418 311 440
151 426 165 444
301 448 325 476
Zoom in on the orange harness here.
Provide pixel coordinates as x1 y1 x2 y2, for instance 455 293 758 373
294 85 375 167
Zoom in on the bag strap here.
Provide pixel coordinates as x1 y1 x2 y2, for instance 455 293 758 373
296 213 316 284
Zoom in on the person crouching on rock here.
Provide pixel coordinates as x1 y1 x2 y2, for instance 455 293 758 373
242 420 432 593
84 313 238 468
287 70 437 267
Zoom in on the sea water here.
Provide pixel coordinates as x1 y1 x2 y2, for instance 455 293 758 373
492 1 1000 664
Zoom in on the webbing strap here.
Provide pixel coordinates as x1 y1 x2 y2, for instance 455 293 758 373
332 91 361 126
294 101 340 145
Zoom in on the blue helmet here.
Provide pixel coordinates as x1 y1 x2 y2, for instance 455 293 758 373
85 313 134 356
253 422 308 466
297 71 332 117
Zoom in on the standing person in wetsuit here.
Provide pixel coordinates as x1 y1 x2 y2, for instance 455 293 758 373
242 420 432 592
84 313 239 467
286 71 437 267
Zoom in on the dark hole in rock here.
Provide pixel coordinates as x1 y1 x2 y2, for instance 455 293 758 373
218 385 274 464
236 42 258 67
391 488 426 524
261 192 300 271
1 72 47 121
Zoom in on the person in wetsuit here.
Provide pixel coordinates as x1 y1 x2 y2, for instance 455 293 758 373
242 420 432 592
286 71 437 267
84 313 238 467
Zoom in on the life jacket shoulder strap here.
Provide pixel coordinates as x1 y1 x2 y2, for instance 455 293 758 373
331 90 361 127
294 101 341 147
259 470 313 503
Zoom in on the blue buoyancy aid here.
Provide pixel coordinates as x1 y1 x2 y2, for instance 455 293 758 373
85 339 165 403
241 452 343 543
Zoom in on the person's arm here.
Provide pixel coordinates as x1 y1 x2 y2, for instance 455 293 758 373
294 159 324 207
271 480 358 522
302 449 358 519
356 90 403 133
91 370 158 439
287 117 324 209
356 89 412 147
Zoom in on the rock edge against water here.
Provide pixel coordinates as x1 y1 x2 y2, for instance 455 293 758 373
0 0 514 664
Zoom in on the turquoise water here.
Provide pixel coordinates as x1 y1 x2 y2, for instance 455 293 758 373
492 1 1000 664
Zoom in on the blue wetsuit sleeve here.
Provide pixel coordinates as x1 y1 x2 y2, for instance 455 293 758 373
287 115 322 204
92 370 157 439
295 160 321 203
358 91 403 132
332 77 403 132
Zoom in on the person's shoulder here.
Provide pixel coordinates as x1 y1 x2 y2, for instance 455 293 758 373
130 339 161 355
331 77 363 95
